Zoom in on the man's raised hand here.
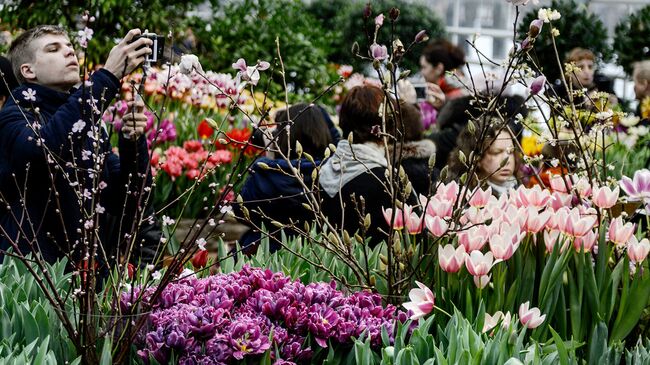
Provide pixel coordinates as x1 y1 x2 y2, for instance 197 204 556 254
103 29 153 79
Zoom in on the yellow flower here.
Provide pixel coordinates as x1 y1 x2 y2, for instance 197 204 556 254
521 135 544 156
641 97 650 119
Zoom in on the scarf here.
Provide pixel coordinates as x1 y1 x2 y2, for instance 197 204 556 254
319 140 387 198
487 178 518 197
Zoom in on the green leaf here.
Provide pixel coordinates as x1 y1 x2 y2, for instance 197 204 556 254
99 337 112 365
395 347 420 365
549 326 569 365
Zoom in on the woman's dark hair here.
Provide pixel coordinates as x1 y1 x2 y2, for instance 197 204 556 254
422 39 465 71
446 116 522 185
273 103 332 159
396 101 424 142
339 85 395 144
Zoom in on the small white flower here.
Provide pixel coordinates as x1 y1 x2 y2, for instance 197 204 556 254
72 120 86 133
550 158 559 167
22 88 36 102
220 205 232 214
208 218 216 226
162 215 175 226
84 220 94 229
145 264 155 271
81 150 92 161
151 271 162 281
96 204 105 214
595 110 613 120
196 238 207 251
179 54 204 75
179 268 196 279
98 181 107 190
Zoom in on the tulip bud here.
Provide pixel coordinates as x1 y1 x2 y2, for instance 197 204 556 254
415 30 428 43
127 263 135 280
389 7 400 21
191 250 208 269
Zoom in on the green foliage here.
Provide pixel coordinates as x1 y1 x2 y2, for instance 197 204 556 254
190 0 336 101
306 0 446 74
613 5 650 75
0 0 203 65
0 256 76 363
517 0 612 83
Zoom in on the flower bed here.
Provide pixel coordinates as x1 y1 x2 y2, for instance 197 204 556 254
124 266 406 364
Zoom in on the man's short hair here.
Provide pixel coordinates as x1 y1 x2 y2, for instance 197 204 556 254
633 60 650 82
8 25 68 84
565 47 595 64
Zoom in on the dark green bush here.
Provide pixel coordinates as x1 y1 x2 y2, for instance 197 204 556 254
614 5 650 75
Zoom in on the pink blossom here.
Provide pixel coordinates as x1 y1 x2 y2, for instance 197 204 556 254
438 244 466 273
465 250 500 277
382 206 404 230
402 281 435 320
483 311 512 334
468 186 492 208
608 216 635 246
370 43 388 61
529 75 546 95
515 185 551 208
543 229 563 253
522 207 552 234
591 186 619 209
375 14 384 27
549 191 572 211
458 225 490 252
628 236 650 265
232 58 247 72
620 169 650 204
518 301 546 329
420 195 453 218
561 207 597 238
424 215 448 237
404 206 423 235
489 230 520 260
434 181 459 205
473 274 491 289
573 229 597 253
550 175 572 193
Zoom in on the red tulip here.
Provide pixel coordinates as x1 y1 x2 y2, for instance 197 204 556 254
191 249 208 269
198 119 214 139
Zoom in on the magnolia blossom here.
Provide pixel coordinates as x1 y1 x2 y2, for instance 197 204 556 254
529 75 546 95
628 236 650 265
438 244 466 273
179 54 204 75
620 169 650 204
370 43 388 61
414 30 428 43
375 14 384 27
483 311 512 334
608 217 635 246
591 186 619 209
465 250 500 277
232 58 270 86
519 302 546 329
402 281 435 320
528 19 544 38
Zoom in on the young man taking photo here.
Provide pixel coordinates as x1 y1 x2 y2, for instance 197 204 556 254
0 25 154 264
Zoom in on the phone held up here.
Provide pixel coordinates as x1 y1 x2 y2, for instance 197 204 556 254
131 32 165 64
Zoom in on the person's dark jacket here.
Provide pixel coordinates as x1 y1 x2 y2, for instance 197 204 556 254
319 167 418 248
236 157 319 252
0 69 150 263
393 139 439 196
427 96 476 170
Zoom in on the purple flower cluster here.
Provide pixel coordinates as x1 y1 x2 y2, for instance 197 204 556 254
126 266 406 364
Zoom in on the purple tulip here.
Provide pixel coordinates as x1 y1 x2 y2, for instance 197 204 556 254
620 169 650 204
370 43 388 61
530 75 546 95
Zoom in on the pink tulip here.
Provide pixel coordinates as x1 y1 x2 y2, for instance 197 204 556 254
462 206 488 226
438 244 466 273
522 207 552 234
458 225 490 252
375 14 384 27
420 195 453 218
562 207 597 238
489 231 520 260
519 301 546 329
404 206 423 234
573 177 593 198
573 229 597 253
592 186 619 209
473 274 491 289
549 191 572 211
435 181 460 204
468 186 492 208
382 206 405 230
620 169 650 203
483 311 512 333
543 229 563 253
628 236 650 265
465 250 499 277
608 216 635 246
425 215 449 237
402 281 435 320
550 175 572 194
515 185 551 208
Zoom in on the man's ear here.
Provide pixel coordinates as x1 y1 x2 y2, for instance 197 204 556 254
19 63 36 82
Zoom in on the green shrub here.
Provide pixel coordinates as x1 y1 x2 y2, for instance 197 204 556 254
613 5 650 75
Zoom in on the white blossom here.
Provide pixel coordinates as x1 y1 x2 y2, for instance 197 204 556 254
72 120 86 133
